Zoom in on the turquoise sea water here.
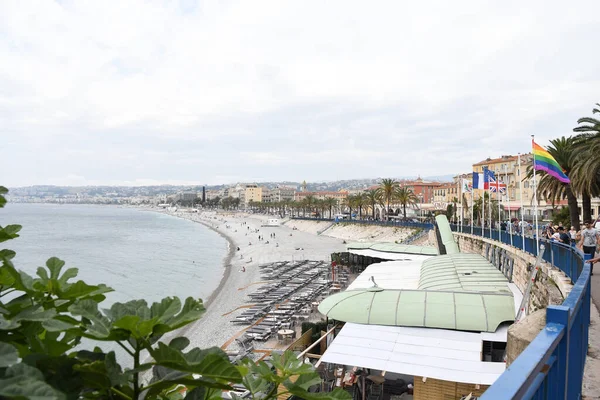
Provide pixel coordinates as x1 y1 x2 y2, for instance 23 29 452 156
2 203 228 306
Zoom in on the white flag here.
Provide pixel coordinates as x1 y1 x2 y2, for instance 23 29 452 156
462 179 472 193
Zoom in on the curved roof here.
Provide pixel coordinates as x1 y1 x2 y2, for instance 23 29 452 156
419 253 512 293
318 288 515 333
435 214 460 254
346 242 438 256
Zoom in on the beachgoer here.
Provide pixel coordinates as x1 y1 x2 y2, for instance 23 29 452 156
241 266 245 272
237 246 240 251
579 220 600 275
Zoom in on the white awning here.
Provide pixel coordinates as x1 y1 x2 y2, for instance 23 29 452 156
347 261 424 291
321 323 507 385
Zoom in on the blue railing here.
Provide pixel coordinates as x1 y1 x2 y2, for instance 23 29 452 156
448 224 592 400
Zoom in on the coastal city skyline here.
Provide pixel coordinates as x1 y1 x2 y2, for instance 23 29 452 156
3 1 600 187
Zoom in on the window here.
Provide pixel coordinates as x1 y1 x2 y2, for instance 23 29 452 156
482 341 507 362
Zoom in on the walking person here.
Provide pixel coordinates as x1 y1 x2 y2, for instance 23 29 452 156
578 220 600 275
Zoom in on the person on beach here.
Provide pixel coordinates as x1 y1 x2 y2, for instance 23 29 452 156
241 266 245 272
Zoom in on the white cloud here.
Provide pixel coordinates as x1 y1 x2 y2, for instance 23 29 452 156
1 0 600 186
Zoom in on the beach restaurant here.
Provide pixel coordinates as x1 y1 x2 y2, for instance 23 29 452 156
315 234 521 399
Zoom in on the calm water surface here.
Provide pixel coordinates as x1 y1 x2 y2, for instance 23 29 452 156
2 204 228 305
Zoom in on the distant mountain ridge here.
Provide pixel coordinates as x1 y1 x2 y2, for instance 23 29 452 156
8 174 457 198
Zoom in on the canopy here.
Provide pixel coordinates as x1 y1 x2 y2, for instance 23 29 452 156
320 323 507 385
318 289 515 333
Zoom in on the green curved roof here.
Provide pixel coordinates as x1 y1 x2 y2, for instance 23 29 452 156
318 288 515 332
435 214 460 254
419 254 512 293
346 242 438 256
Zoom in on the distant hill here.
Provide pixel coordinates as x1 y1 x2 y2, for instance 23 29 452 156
9 174 458 200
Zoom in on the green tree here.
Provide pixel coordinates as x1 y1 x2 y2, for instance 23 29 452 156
377 179 398 221
364 189 380 219
571 103 600 222
353 194 366 220
395 187 419 219
323 197 337 219
526 137 581 230
551 206 571 228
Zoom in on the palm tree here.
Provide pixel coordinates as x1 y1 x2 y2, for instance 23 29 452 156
472 192 503 226
526 136 580 230
342 195 356 220
323 197 337 219
364 189 380 219
570 104 600 223
462 193 470 223
377 179 398 221
451 196 459 223
353 193 367 220
395 187 419 219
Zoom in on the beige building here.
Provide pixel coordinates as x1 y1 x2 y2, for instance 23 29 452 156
263 186 296 203
240 184 262 205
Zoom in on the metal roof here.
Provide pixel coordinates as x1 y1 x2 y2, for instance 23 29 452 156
419 253 512 294
435 214 460 254
346 261 423 291
318 288 515 333
320 323 507 385
346 242 438 256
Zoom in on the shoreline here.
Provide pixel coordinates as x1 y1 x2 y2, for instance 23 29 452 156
186 217 236 308
144 208 235 308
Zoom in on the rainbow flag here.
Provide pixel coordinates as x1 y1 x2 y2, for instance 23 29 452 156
532 141 570 183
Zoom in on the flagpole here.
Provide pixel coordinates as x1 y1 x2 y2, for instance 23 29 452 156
470 189 474 234
518 152 525 252
497 176 501 236
457 178 462 232
531 135 540 254
489 183 492 238
482 172 485 235
505 163 513 247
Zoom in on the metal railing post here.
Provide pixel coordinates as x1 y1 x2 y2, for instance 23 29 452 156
546 305 570 399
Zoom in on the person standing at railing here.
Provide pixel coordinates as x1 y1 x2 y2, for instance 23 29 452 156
578 219 600 275
569 226 577 245
557 226 571 245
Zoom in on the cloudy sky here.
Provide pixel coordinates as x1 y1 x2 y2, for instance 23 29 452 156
2 0 599 187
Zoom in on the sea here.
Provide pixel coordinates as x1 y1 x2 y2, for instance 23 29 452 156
1 203 228 307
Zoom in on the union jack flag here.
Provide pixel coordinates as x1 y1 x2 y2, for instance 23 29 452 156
488 176 507 194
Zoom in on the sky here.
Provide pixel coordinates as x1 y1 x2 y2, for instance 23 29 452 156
1 0 600 187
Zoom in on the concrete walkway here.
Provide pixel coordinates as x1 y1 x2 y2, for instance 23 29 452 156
584 270 600 399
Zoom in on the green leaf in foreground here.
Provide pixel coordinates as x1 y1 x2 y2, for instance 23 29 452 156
68 299 112 339
0 224 22 243
150 343 242 382
0 342 19 367
0 363 65 400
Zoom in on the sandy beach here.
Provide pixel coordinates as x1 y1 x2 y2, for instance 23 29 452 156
157 211 348 351
151 209 422 355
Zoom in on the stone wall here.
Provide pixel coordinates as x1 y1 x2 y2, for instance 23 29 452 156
453 233 574 313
